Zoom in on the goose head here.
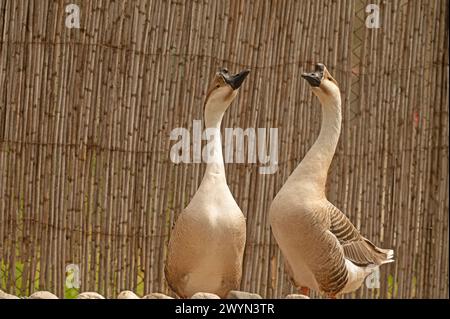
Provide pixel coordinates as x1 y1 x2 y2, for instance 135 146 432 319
302 63 340 106
204 68 250 113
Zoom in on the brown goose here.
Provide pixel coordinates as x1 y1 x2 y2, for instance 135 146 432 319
269 63 393 298
165 69 250 298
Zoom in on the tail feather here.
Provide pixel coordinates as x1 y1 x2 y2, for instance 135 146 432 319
375 247 394 264
362 238 394 265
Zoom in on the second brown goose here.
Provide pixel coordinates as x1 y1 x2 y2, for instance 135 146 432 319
269 63 393 298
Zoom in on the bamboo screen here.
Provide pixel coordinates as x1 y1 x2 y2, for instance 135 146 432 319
0 0 448 298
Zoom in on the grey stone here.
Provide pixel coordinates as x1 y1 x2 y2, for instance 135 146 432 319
117 290 140 299
29 291 59 299
226 290 262 299
0 289 20 299
142 292 174 299
191 292 221 299
77 292 105 299
285 294 310 299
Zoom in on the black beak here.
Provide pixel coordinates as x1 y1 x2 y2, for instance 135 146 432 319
222 69 250 90
301 63 324 87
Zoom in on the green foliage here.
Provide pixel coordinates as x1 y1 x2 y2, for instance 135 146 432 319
387 274 399 298
64 287 79 299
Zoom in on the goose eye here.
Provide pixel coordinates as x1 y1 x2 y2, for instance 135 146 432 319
221 68 228 74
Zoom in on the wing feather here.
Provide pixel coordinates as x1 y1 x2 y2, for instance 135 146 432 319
328 204 394 266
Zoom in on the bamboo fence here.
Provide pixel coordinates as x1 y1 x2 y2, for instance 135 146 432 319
0 0 448 298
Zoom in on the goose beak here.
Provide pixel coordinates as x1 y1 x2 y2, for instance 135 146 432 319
301 63 325 87
223 69 250 90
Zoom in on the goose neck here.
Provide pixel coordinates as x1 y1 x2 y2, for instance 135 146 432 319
203 103 227 177
292 98 342 189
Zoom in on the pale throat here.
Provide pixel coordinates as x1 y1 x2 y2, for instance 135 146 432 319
203 99 229 176
293 95 342 188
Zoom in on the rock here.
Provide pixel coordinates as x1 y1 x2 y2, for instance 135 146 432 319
285 294 310 299
29 291 59 299
142 292 174 299
0 289 20 299
226 290 262 299
191 292 221 299
117 290 140 299
77 292 105 299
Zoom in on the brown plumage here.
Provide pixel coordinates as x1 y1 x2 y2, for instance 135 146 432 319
165 69 250 298
269 63 394 297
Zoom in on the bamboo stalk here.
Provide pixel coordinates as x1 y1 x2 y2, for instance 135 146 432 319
0 0 447 299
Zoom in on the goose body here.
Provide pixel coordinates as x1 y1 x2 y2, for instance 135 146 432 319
269 64 393 297
165 69 250 298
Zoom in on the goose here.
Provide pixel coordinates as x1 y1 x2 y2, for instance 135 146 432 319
269 63 394 298
165 68 250 298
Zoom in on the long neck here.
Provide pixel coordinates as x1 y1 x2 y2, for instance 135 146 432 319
291 97 342 190
204 103 226 177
